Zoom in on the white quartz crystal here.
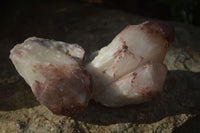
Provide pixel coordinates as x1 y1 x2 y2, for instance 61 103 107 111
86 21 174 107
10 37 91 115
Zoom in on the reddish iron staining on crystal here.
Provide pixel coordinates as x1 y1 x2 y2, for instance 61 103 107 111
130 72 137 87
24 47 33 53
113 41 128 59
119 37 126 45
108 65 118 79
16 52 24 58
32 80 44 98
143 62 152 68
114 44 136 64
115 73 128 82
125 73 137 94
138 87 149 97
32 68 36 73
138 87 161 99
146 91 160 99
140 56 144 62
33 64 70 78
142 21 174 46
112 66 116 69
121 44 128 52
113 70 118 79
127 88 133 95
140 26 144 30
32 64 91 115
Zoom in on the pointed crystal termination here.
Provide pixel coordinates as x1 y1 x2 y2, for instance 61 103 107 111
86 21 174 107
10 37 92 115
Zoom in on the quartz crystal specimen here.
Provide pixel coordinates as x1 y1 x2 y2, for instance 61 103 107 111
10 37 91 115
86 21 174 107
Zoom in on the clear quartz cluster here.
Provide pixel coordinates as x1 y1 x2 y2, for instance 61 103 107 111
10 21 174 115
86 21 174 107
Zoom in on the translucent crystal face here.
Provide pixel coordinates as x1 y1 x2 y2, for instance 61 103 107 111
10 37 91 115
86 21 174 107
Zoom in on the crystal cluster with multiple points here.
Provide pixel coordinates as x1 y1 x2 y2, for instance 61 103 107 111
86 21 174 107
10 21 174 115
10 37 91 115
